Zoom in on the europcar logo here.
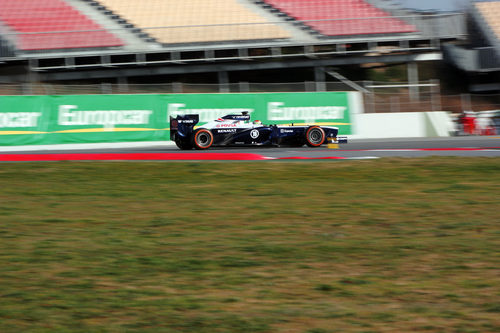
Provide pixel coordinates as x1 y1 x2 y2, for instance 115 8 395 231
267 102 346 121
0 112 42 128
58 105 153 130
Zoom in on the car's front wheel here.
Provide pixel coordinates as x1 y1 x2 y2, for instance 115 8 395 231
305 126 325 147
192 128 214 150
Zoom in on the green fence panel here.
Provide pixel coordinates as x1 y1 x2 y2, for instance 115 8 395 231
45 95 165 145
0 95 51 146
0 92 353 146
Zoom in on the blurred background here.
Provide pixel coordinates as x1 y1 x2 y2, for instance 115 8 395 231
0 0 498 116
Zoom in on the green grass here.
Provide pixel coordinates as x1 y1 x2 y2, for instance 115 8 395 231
0 158 499 332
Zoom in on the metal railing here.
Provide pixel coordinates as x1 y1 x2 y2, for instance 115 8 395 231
0 81 498 114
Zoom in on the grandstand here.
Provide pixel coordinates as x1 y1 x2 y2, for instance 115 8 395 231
257 0 417 37
0 0 123 50
95 0 291 44
473 0 500 55
0 0 465 89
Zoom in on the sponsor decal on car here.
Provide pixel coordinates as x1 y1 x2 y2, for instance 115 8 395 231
217 129 237 133
250 129 260 139
216 123 238 128
168 103 254 122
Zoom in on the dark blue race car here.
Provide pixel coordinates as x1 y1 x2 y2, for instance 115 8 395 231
170 112 347 150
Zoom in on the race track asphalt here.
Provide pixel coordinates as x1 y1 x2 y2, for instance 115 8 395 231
1 136 499 161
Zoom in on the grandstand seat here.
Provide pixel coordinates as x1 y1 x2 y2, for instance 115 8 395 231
475 1 500 40
0 0 123 51
260 0 417 37
95 0 291 44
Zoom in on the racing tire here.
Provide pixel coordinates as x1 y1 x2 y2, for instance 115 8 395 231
174 134 193 150
305 126 325 147
192 128 214 150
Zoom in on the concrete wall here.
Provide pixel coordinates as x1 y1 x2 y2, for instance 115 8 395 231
353 111 454 139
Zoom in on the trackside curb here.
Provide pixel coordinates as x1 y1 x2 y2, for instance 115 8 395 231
0 153 382 162
0 153 271 162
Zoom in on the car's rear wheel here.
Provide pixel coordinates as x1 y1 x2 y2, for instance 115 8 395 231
305 126 325 147
174 134 193 150
192 128 214 150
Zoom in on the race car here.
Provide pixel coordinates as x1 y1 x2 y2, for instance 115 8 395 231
169 112 347 150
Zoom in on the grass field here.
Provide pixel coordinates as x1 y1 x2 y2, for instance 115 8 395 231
0 158 499 333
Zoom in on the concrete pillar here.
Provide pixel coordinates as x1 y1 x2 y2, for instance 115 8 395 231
408 62 419 101
461 93 471 112
100 83 112 94
24 63 40 95
305 81 315 92
172 82 183 93
218 71 230 93
364 81 374 113
314 67 326 92
431 79 441 111
117 76 128 93
239 82 249 92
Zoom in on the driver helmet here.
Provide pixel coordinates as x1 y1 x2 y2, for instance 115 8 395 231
253 120 262 125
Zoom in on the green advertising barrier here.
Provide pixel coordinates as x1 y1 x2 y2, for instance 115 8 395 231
0 96 50 146
0 92 354 146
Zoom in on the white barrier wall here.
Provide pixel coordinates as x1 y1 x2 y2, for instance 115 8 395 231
425 111 457 136
353 112 454 139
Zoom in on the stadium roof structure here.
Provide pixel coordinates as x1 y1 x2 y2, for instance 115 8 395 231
0 0 467 84
442 0 500 91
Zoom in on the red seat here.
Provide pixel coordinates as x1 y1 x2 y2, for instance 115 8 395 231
263 0 417 36
0 0 123 50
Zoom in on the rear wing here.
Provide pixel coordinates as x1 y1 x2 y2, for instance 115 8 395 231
169 114 199 140
222 114 250 122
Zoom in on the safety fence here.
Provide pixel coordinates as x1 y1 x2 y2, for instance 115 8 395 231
0 82 498 115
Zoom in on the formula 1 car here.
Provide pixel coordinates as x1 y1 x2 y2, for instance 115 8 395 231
170 112 347 150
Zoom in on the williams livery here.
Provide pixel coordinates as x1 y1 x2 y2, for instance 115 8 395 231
170 112 347 150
